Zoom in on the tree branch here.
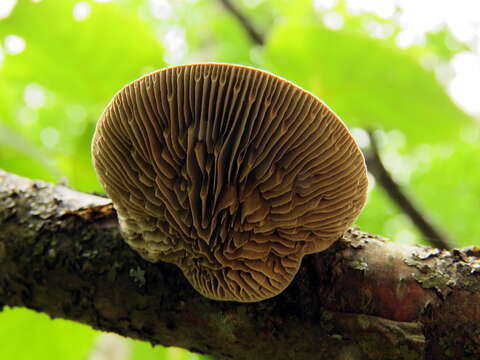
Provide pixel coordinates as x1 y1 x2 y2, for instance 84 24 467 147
1 169 480 359
218 0 264 46
364 130 456 249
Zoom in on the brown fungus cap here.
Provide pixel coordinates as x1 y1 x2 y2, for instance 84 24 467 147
92 63 368 302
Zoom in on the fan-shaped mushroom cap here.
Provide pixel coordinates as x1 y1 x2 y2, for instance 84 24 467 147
92 63 368 302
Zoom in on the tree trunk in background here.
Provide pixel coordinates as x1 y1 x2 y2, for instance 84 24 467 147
1 169 479 360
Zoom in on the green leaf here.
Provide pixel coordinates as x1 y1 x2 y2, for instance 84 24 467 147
129 340 211 360
0 0 166 190
264 20 472 145
0 0 165 104
409 138 480 246
0 307 97 360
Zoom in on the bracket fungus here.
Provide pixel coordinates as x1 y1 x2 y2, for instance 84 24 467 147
92 63 368 302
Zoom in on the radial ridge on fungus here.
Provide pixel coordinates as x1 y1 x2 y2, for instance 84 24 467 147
92 63 368 302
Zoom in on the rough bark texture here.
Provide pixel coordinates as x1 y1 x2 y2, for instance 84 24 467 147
1 169 480 360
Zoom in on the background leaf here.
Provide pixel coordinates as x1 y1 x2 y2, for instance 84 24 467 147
0 308 96 360
264 20 471 144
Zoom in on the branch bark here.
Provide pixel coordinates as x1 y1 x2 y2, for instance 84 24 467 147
1 169 480 360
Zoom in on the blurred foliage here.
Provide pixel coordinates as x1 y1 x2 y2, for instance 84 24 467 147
130 342 206 360
0 0 165 190
0 307 96 360
265 21 471 144
0 0 479 359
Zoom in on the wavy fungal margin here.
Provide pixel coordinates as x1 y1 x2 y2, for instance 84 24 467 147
92 63 368 302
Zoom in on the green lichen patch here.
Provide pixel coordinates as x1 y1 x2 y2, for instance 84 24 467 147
405 245 480 297
129 267 146 288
